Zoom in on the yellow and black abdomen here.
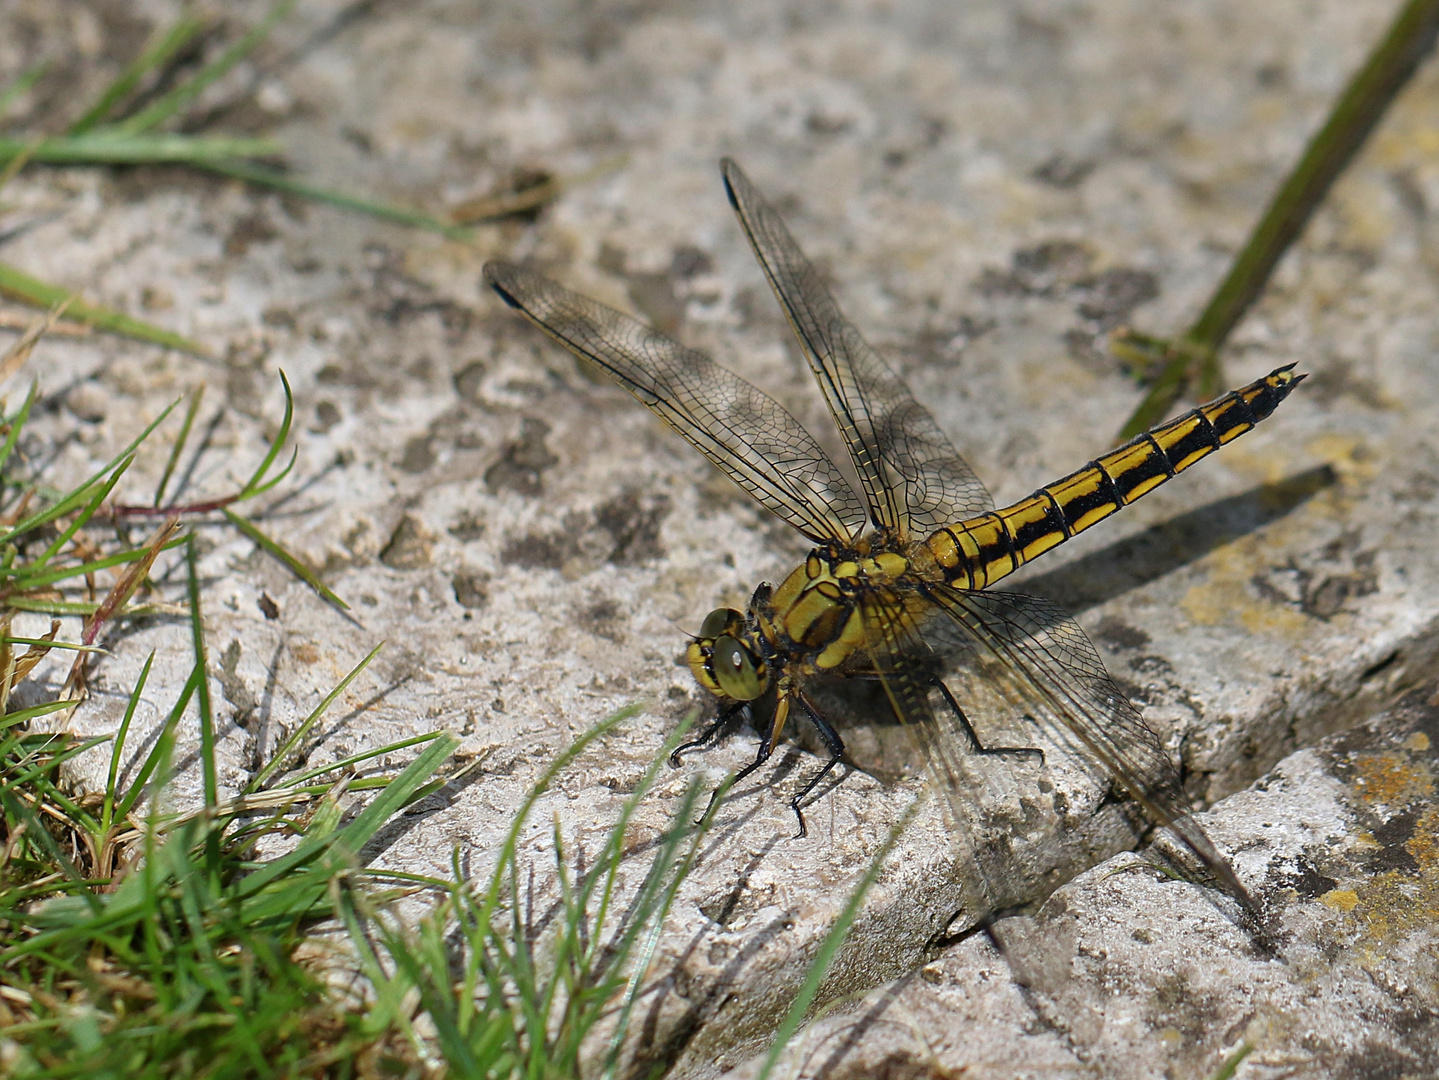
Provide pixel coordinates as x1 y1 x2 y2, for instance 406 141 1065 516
925 364 1303 591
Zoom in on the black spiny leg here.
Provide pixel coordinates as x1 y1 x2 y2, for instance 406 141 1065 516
933 680 1045 763
786 694 847 839
670 700 747 767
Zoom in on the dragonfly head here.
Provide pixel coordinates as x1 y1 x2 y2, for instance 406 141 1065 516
688 607 768 702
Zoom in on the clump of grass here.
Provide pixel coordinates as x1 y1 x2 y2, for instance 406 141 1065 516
0 364 907 1077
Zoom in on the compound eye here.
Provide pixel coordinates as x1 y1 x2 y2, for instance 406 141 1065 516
699 607 741 641
711 635 764 701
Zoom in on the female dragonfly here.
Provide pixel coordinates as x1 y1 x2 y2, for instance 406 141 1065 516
485 159 1301 915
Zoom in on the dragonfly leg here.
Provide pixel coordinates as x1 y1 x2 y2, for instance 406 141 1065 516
785 693 848 839
933 679 1045 764
670 701 747 767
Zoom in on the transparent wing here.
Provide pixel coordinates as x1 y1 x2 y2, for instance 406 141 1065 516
486 261 866 546
858 582 1255 914
722 159 993 540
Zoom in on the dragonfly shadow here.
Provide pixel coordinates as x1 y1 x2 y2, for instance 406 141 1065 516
1011 463 1336 615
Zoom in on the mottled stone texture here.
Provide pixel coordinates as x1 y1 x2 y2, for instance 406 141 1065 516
2 0 1436 1075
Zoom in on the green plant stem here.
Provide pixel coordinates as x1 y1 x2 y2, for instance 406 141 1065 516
1117 0 1439 438
0 262 208 356
0 133 281 166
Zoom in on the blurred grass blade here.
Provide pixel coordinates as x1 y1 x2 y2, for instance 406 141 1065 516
70 16 209 135
199 158 474 240
116 0 297 135
0 132 283 166
222 507 348 610
248 641 384 793
0 300 73 385
0 60 47 116
154 384 205 507
0 262 208 356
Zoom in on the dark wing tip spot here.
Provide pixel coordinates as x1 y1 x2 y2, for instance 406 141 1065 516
483 263 525 310
719 157 744 211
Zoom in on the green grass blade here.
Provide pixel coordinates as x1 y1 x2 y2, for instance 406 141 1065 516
0 637 101 651
69 16 209 135
277 731 447 788
755 796 921 1080
0 381 38 478
0 262 208 356
222 507 348 610
238 371 293 498
196 159 474 240
185 535 217 809
101 652 154 835
154 384 205 507
116 0 297 135
236 734 457 913
0 132 283 166
7 535 186 590
0 61 47 117
0 398 178 546
0 698 80 731
112 664 201 824
247 641 383 793
29 455 131 574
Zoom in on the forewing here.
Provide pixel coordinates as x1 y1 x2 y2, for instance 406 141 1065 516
916 585 1254 911
486 261 866 545
721 159 992 540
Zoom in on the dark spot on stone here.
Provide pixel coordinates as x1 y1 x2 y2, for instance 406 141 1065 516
627 273 684 336
366 245 476 339
448 512 485 542
1369 811 1420 874
1131 927 1154 944
453 359 487 404
379 515 436 570
484 418 558 497
225 210 279 257
261 306 296 329
1074 267 1160 329
257 593 280 620
1279 858 1339 899
577 596 625 643
805 111 851 136
670 245 713 278
1335 1042 1421 1080
1256 63 1287 88
1032 155 1094 188
452 572 489 609
311 400 341 433
316 364 345 384
399 435 436 473
977 240 1093 297
595 492 671 564
500 530 567 569
1093 617 1150 651
883 148 908 169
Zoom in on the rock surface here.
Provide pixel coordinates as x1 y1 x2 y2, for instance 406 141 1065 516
725 692 1439 1079
2 0 1437 1075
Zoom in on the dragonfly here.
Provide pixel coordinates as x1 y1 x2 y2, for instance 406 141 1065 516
484 159 1302 916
